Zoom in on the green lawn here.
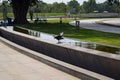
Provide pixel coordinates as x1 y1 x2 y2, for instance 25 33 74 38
0 13 79 18
17 18 120 47
0 13 14 18
0 13 64 18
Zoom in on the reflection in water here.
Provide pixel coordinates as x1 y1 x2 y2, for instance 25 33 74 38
28 30 40 37
4 26 120 54
6 26 13 31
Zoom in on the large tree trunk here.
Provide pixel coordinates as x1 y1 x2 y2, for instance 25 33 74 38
12 0 30 24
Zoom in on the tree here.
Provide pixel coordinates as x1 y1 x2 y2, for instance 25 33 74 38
108 0 120 13
59 3 67 13
81 1 89 13
8 0 38 24
51 2 59 13
81 0 97 13
97 1 117 13
108 0 119 4
67 0 80 14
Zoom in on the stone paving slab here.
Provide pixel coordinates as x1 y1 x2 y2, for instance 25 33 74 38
0 41 80 80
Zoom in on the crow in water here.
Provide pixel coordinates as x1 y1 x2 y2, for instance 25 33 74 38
54 32 64 43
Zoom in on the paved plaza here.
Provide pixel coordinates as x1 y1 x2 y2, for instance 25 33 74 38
69 18 120 34
0 41 80 80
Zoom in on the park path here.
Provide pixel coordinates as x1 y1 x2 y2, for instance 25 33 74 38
69 18 120 34
0 40 80 80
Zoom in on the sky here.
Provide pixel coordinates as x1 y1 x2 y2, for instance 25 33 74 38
0 0 106 4
42 0 106 4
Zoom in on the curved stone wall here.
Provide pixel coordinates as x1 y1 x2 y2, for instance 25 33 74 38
0 27 120 80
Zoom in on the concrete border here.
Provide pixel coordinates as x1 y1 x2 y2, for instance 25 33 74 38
0 36 114 80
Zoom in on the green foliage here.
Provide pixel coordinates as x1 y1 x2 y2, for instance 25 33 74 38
81 0 120 13
81 0 97 13
108 0 119 5
29 0 80 13
67 0 80 13
97 1 118 13
52 2 67 13
0 3 12 13
108 0 120 13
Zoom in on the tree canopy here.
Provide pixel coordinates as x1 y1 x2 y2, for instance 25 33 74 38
81 0 120 13
108 0 120 13
81 0 97 13
67 0 80 13
108 0 119 5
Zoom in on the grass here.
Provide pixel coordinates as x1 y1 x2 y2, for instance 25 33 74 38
0 13 64 18
0 13 14 18
0 13 80 18
33 13 65 17
16 18 120 47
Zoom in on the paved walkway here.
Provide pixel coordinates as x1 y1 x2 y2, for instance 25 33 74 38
69 18 120 34
0 41 80 80
102 18 120 26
